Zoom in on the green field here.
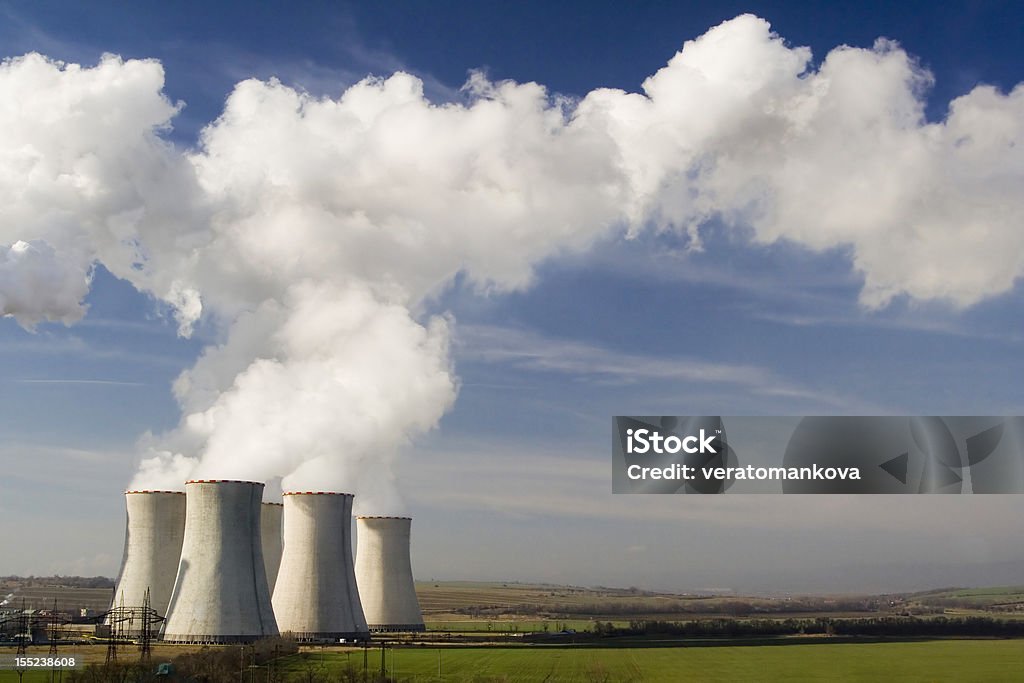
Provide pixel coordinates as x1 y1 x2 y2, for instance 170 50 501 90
907 585 1024 613
277 640 1024 682
2 639 1022 681
930 586 1024 603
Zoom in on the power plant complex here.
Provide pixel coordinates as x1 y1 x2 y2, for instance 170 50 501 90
109 479 424 643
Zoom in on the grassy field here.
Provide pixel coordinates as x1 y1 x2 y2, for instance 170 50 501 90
2 638 1022 681
920 586 1024 603
276 640 1024 682
906 585 1024 614
0 643 204 682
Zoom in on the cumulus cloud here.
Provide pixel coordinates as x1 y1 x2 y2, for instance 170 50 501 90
182 69 626 312
577 15 1024 306
0 240 91 327
0 15 1021 507
0 53 207 329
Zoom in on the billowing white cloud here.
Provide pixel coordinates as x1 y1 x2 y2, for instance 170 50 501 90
182 69 627 314
0 15 1021 507
578 15 1024 306
0 52 207 330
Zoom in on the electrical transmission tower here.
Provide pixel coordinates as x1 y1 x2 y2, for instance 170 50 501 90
48 599 59 656
105 594 122 665
139 588 153 663
16 599 28 656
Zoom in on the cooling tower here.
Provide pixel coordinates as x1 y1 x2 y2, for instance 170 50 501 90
161 480 278 643
354 516 425 631
261 502 283 593
110 491 186 634
271 492 369 642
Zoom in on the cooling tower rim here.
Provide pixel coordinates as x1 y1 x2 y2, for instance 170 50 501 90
185 479 265 486
282 491 354 496
124 489 185 495
356 515 412 520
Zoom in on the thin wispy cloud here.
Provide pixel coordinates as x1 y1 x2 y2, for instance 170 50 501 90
76 316 181 335
0 328 188 368
0 4 99 63
10 379 147 386
750 309 1024 346
457 323 771 384
454 323 859 409
582 237 863 308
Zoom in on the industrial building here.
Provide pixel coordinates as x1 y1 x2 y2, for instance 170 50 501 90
109 490 186 634
161 480 279 643
271 492 369 641
355 516 425 631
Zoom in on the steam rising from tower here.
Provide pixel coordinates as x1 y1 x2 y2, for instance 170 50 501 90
161 480 278 643
355 516 425 631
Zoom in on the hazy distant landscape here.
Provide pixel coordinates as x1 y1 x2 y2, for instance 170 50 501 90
4 576 1023 623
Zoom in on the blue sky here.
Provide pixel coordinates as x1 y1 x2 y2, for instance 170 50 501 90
1 1 1023 593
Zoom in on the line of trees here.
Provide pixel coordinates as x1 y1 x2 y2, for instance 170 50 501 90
590 616 1024 638
453 596 883 618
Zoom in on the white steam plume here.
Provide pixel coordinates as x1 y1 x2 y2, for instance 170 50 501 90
0 52 207 333
0 16 1021 509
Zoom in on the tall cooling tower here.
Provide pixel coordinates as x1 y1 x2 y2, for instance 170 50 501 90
110 491 186 633
272 492 368 642
161 480 278 643
261 502 283 593
354 516 425 631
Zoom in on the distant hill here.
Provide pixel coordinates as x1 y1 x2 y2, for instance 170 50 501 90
1 576 115 589
905 585 1024 611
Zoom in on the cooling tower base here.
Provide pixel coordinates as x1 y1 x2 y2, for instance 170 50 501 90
282 631 371 643
161 634 275 644
368 624 426 632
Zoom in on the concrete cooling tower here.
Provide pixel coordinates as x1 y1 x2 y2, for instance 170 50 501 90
354 516 425 631
110 491 186 634
261 502 283 593
271 492 369 642
161 480 278 643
